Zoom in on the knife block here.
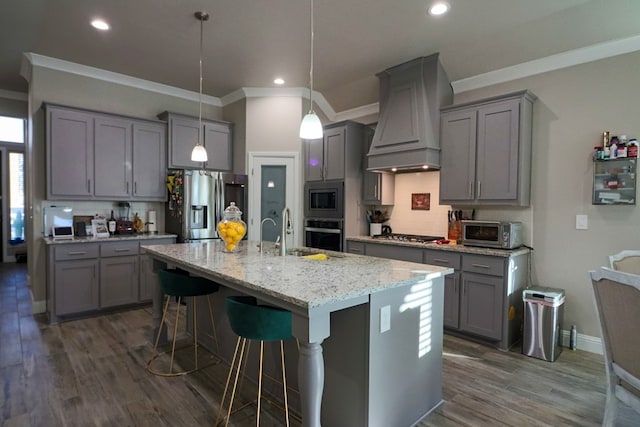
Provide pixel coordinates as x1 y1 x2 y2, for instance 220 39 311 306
448 220 461 243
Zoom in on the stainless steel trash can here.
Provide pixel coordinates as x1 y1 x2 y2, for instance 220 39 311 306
522 287 565 361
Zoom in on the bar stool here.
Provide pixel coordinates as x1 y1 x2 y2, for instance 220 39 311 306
147 268 220 377
216 295 295 426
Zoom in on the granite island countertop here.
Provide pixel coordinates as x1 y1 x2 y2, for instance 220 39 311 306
141 240 453 310
43 233 177 245
346 235 530 257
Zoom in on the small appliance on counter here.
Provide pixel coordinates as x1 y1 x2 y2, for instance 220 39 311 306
43 206 73 238
461 220 523 249
115 201 134 235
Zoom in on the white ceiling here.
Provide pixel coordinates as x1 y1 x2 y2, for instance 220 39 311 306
2 0 640 112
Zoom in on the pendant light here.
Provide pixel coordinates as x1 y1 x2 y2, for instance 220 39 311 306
299 0 323 139
191 11 209 163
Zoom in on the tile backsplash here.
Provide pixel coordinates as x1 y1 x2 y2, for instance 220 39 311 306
385 171 450 237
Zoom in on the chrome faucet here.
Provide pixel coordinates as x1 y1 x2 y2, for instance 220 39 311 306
259 217 276 252
281 207 292 256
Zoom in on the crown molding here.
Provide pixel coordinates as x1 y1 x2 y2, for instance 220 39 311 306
334 102 379 122
23 52 223 107
452 34 640 94
0 89 27 101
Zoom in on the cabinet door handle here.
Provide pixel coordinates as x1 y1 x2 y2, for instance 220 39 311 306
477 181 481 198
374 184 378 199
433 258 450 264
469 181 473 198
472 263 490 269
88 179 91 193
126 181 129 193
462 282 466 295
350 248 363 253
134 182 137 195
114 248 131 253
68 251 86 255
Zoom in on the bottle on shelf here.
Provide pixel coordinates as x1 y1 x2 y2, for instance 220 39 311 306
108 210 117 235
628 139 638 157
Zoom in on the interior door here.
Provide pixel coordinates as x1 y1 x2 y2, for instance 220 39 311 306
248 153 300 247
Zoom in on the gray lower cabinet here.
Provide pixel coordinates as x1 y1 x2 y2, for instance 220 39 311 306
54 259 99 316
47 237 175 323
350 239 528 350
439 90 536 206
159 111 233 171
99 241 139 308
45 103 167 201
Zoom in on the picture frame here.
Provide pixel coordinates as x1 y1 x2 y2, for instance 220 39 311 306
411 193 431 210
91 219 110 238
73 215 93 236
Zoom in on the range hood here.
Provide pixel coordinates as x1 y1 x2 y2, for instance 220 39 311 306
367 54 452 172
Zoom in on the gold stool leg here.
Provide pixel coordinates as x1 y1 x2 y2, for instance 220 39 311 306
280 340 290 427
216 336 242 427
168 296 182 375
206 295 220 354
226 337 248 427
192 296 198 370
257 341 264 426
147 295 172 372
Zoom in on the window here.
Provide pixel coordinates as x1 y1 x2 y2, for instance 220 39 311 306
9 152 24 242
0 116 25 143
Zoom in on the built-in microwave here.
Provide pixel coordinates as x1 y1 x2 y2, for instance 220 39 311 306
304 181 344 219
461 220 524 249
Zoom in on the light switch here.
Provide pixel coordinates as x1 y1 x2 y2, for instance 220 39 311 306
576 214 588 230
380 305 391 333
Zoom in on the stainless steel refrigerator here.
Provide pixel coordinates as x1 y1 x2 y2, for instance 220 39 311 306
165 170 248 242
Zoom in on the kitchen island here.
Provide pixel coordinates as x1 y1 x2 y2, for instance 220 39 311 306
142 240 453 427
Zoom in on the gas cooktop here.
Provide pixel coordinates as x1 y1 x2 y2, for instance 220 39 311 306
372 233 445 244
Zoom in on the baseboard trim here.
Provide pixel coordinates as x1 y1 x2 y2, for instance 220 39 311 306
31 300 46 314
562 329 602 354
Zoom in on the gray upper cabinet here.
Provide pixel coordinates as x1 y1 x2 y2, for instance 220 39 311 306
439 90 536 206
362 126 394 204
47 107 95 198
160 112 233 171
94 116 132 198
46 104 167 201
304 121 363 182
132 122 166 199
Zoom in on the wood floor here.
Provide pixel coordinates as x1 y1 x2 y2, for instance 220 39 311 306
0 262 637 426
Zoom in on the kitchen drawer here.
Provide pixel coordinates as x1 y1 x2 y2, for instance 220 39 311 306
100 241 140 257
424 250 461 270
347 241 365 255
462 254 505 277
54 244 99 261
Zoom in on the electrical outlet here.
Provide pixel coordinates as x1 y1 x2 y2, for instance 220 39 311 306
576 214 588 230
380 305 390 333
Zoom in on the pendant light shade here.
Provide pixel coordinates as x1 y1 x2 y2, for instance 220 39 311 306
299 112 323 139
300 0 322 140
191 11 209 163
191 144 208 162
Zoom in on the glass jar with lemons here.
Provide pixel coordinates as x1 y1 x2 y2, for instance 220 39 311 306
217 202 246 252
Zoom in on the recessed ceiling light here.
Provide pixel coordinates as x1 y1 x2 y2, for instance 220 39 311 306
391 167 398 172
274 78 285 85
422 165 430 169
428 2 450 16
91 19 110 31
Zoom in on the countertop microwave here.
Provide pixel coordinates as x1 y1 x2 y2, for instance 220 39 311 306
461 220 524 249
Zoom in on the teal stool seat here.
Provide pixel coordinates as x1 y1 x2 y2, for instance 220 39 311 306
225 296 293 341
147 269 220 377
216 296 296 426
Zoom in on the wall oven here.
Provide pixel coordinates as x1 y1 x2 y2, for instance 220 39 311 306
305 219 343 252
304 181 344 219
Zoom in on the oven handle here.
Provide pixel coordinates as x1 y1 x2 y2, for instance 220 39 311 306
305 227 342 234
